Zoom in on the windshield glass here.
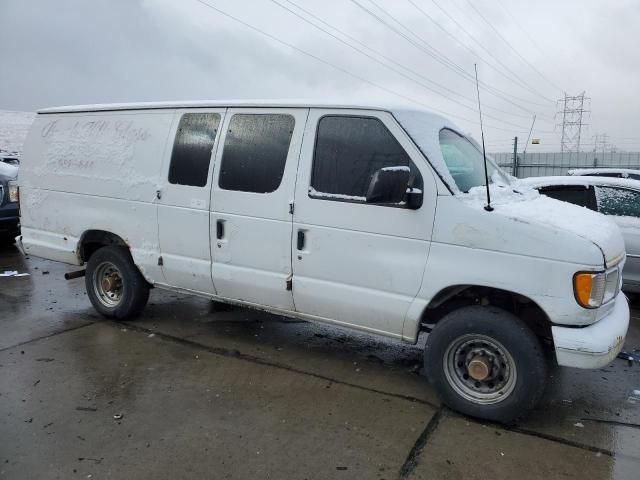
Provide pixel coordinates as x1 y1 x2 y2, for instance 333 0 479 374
439 128 505 192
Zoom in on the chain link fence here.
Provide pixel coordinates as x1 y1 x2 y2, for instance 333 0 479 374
490 151 640 178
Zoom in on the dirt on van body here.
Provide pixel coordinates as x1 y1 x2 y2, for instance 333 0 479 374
1 243 639 479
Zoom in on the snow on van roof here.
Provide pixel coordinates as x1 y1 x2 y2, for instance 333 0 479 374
520 175 640 190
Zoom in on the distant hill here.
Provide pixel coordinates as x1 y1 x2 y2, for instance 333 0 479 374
0 110 36 158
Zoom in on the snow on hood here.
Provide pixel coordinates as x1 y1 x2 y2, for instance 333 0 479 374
0 161 18 178
461 181 625 266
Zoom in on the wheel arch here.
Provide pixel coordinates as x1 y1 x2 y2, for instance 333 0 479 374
418 284 553 343
78 230 129 263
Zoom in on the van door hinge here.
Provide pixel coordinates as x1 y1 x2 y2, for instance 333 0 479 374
288 201 294 215
156 189 162 200
157 256 163 266
286 273 293 291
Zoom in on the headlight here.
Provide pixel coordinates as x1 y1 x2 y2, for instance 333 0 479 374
573 271 606 308
8 180 18 203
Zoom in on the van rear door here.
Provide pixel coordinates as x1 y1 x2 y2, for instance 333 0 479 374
209 108 308 310
157 108 225 294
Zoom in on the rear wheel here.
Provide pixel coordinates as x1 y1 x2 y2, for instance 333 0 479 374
85 246 149 319
424 305 547 423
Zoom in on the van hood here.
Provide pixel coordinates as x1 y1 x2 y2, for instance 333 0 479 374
461 183 625 268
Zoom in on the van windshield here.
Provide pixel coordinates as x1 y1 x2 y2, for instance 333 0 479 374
439 128 507 193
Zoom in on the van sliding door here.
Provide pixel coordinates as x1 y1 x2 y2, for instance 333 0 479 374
209 108 308 310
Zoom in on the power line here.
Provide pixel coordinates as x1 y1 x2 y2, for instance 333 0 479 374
269 0 534 127
189 0 526 133
494 0 562 72
463 0 564 94
405 0 556 108
349 0 553 116
427 0 552 108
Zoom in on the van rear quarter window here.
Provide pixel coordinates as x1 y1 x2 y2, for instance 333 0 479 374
168 113 220 187
310 115 421 203
218 114 294 193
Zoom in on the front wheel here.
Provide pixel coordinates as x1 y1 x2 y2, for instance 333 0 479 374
424 305 547 423
85 246 150 319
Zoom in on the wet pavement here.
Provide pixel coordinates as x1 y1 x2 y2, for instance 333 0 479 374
1 243 639 479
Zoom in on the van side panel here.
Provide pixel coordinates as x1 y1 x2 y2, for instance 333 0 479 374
19 111 175 283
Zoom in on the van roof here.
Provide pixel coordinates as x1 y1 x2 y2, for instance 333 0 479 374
38 99 438 115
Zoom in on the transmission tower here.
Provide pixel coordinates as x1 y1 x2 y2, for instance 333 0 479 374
556 92 590 153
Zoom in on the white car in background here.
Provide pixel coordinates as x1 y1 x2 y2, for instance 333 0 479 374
568 168 640 181
522 176 640 293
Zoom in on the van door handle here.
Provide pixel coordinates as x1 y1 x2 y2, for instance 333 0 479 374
296 230 305 250
216 220 224 240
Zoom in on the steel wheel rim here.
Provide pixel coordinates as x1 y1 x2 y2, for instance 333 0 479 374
443 334 517 405
93 261 124 308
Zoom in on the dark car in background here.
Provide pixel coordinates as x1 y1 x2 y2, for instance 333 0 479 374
0 161 19 243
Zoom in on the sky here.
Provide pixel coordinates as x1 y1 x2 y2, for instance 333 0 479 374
1 0 639 153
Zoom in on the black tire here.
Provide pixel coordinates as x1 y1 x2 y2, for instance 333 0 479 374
424 305 547 424
85 246 150 319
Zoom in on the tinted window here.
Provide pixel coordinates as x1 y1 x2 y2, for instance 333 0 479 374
169 113 220 187
539 186 590 208
596 187 640 217
219 114 294 193
310 116 422 204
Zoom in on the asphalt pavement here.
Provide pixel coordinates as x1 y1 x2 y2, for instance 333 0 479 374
1 243 639 479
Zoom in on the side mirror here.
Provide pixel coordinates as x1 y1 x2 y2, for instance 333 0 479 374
366 166 422 209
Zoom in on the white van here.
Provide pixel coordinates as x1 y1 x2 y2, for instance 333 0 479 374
17 101 629 422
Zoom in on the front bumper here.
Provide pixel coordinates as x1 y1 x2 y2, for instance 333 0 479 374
552 293 629 369
0 213 19 236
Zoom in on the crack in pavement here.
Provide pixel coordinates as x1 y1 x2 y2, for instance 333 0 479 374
398 407 445 479
580 417 640 430
112 320 441 409
0 321 95 353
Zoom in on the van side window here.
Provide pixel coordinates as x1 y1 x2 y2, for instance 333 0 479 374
219 114 295 193
168 113 220 187
310 115 422 205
